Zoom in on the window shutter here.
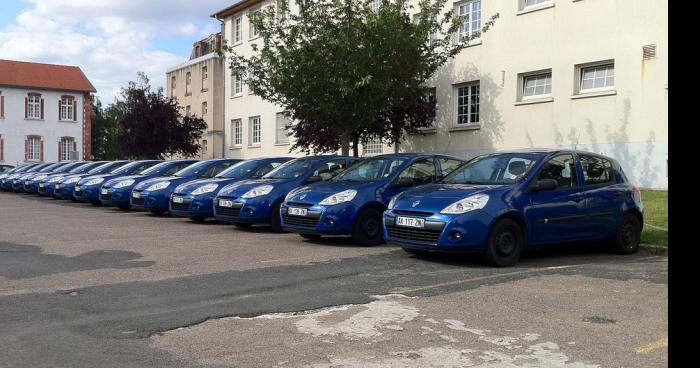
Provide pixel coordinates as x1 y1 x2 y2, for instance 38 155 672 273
40 139 44 161
25 97 28 118
58 141 62 161
1 95 4 118
40 98 44 119
73 100 77 121
73 140 77 152
24 139 28 161
1 137 4 161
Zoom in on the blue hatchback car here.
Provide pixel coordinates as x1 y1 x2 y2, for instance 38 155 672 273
20 162 70 193
281 154 467 245
36 161 87 196
100 160 198 210
2 164 42 190
52 161 108 199
213 155 360 232
170 157 293 222
131 159 240 215
11 163 54 192
55 161 127 200
383 149 644 266
74 160 162 205
27 161 85 194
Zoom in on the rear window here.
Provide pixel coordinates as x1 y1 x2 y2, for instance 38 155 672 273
579 155 615 186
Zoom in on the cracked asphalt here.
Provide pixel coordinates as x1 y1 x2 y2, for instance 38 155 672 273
0 192 668 367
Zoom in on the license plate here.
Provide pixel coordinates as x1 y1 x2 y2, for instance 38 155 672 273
132 192 141 198
101 188 109 195
24 181 29 185
55 184 61 189
75 187 82 192
396 216 425 228
172 196 184 204
288 207 308 216
39 184 45 188
219 199 234 207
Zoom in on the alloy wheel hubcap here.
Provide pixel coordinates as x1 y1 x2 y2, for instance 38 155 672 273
496 230 517 255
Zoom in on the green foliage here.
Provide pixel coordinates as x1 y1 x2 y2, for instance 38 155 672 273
641 190 668 247
90 97 122 160
222 0 498 155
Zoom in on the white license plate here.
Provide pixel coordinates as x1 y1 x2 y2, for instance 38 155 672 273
172 196 184 204
39 184 45 188
288 207 308 216
132 192 141 198
24 181 29 185
101 188 108 195
55 184 61 189
75 187 82 192
219 199 234 208
396 216 425 228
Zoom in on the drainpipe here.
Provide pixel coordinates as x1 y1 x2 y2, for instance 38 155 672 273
213 14 226 159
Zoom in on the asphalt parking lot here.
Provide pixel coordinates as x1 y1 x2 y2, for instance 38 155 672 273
0 192 668 368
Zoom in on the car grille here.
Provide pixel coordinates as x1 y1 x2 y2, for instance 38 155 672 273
386 225 443 245
282 214 319 228
100 193 112 201
215 206 240 217
286 202 314 208
132 197 145 205
394 209 435 217
170 202 190 211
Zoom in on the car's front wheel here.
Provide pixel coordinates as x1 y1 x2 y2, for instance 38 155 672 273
352 208 384 246
483 218 525 267
611 213 641 254
270 202 284 233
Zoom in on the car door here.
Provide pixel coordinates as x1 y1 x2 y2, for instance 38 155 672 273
578 154 625 237
382 158 438 204
526 153 593 244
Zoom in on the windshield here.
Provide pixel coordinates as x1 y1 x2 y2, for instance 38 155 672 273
110 161 156 175
39 163 63 172
441 153 540 185
69 162 103 174
333 157 406 182
142 161 175 176
263 157 325 179
174 161 212 177
88 162 124 175
55 162 82 173
216 160 265 179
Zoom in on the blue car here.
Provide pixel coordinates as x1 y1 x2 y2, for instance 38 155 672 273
52 161 108 199
213 155 360 232
131 159 240 215
100 160 198 210
36 161 87 196
170 157 294 222
25 162 82 194
281 154 467 245
74 160 162 205
55 161 127 200
11 163 54 192
383 149 644 267
1 163 40 191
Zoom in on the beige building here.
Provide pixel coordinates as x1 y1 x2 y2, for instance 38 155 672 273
212 0 668 188
166 33 225 159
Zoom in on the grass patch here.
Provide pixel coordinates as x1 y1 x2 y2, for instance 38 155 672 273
641 190 668 247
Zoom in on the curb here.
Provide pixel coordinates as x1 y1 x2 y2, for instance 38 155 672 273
639 244 667 256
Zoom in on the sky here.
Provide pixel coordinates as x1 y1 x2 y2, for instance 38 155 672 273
0 0 235 104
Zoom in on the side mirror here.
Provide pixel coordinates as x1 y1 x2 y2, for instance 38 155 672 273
531 179 558 192
305 175 323 184
390 177 414 189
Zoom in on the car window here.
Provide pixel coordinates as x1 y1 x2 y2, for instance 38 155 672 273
439 157 465 177
313 159 347 180
333 157 405 182
536 154 578 189
398 158 437 186
442 153 538 185
254 161 286 177
201 162 236 178
163 163 188 176
579 155 614 186
264 157 324 179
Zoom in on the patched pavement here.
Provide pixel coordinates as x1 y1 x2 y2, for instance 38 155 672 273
0 193 668 367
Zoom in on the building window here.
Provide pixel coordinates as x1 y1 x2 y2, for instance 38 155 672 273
457 0 481 41
276 112 290 144
170 76 176 97
202 102 208 115
521 71 552 100
59 96 75 121
59 137 75 161
232 119 243 146
234 17 243 43
523 0 552 8
579 63 615 93
249 116 261 145
202 66 208 90
27 94 42 119
185 105 191 116
185 72 192 95
456 82 480 125
423 88 437 128
27 136 41 161
363 137 383 155
413 14 438 47
249 8 260 39
202 139 208 154
233 73 243 96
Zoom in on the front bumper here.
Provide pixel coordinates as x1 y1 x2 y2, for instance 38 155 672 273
280 202 356 235
38 182 56 196
54 183 78 199
100 187 133 206
130 189 170 211
169 194 215 218
213 196 275 224
74 185 101 202
24 181 41 194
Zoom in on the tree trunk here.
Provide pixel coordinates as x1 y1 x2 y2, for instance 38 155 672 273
352 139 359 157
394 142 400 154
340 135 350 156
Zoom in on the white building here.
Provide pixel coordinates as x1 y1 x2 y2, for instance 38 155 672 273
0 59 96 166
212 0 668 188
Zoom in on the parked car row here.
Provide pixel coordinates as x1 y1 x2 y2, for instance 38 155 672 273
0 149 644 266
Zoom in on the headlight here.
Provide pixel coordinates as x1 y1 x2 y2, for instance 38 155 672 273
48 176 64 183
319 189 357 206
440 194 489 214
146 181 171 191
113 179 135 188
192 183 219 195
85 178 105 186
242 185 273 198
64 177 80 184
34 175 47 181
387 193 402 210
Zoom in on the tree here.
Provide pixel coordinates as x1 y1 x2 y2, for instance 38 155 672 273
91 97 122 160
222 0 498 156
116 73 207 159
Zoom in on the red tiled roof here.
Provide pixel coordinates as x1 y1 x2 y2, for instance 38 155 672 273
0 59 96 93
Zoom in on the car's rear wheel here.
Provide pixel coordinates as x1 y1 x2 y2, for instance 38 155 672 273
189 217 206 223
233 222 253 229
118 205 132 211
352 208 384 246
270 202 284 233
611 213 641 255
150 209 166 216
300 234 322 240
483 218 524 267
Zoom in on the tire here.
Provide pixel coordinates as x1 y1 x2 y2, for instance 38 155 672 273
118 205 132 211
610 213 641 255
189 217 206 223
233 222 253 229
352 208 384 246
300 234 322 240
270 202 284 233
150 209 166 216
483 218 525 267
402 247 429 256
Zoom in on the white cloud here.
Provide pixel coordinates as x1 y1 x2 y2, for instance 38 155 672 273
0 0 232 103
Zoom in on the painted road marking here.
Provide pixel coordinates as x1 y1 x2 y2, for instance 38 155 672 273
635 337 668 353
